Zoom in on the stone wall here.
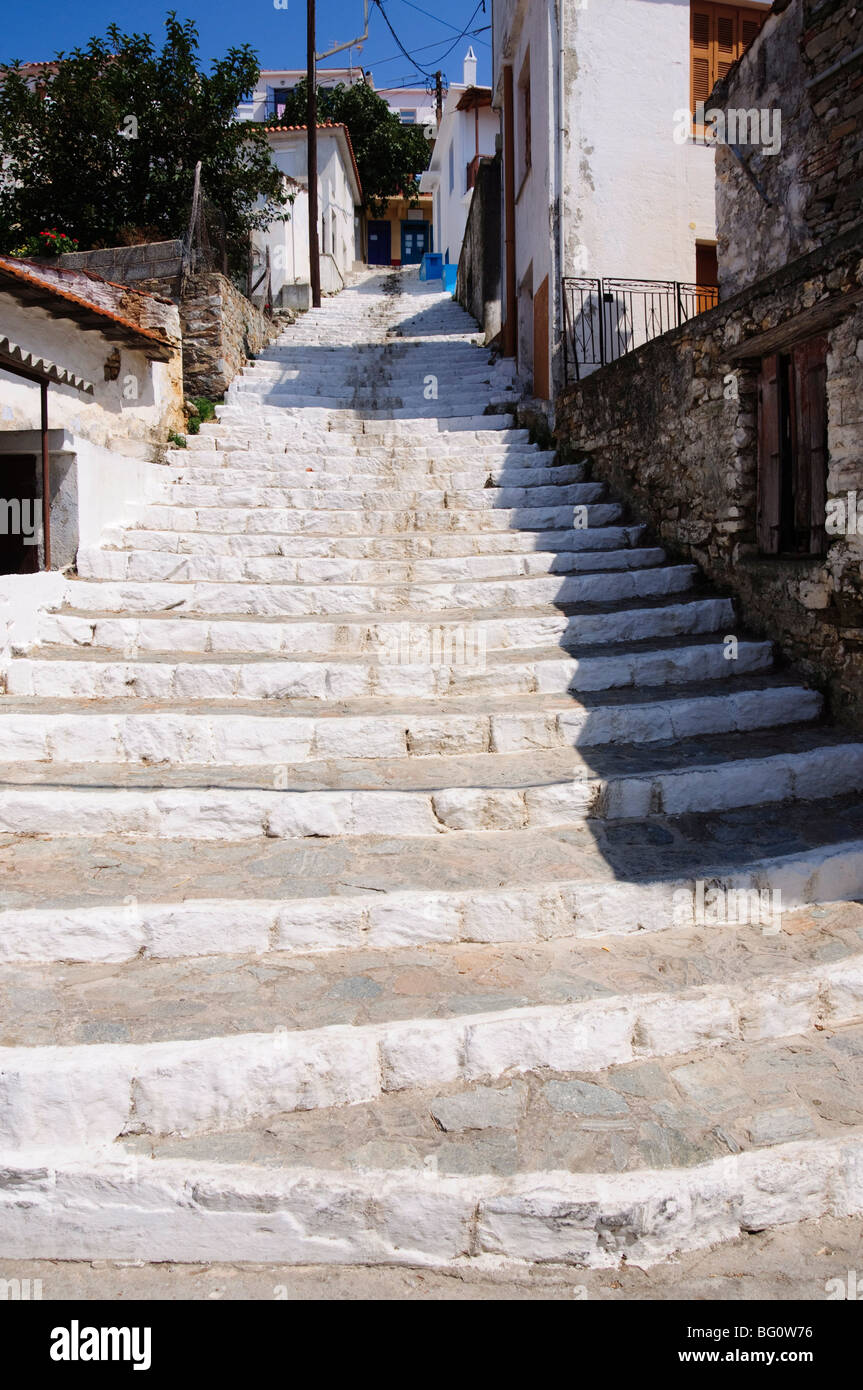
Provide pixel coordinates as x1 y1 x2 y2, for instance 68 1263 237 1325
555 229 863 724
456 156 502 344
715 0 863 296
179 271 277 399
57 241 184 293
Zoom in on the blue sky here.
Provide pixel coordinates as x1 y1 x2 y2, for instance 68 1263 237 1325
1 1 492 91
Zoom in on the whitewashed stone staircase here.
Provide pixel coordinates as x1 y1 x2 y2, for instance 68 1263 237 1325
2 269 863 1273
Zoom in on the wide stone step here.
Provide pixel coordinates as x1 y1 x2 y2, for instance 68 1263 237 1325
1 907 861 1148
5 635 773 699
205 413 520 436
166 462 584 490
33 596 733 658
125 501 625 538
141 481 607 514
0 728 858 838
2 796 861 963
96 523 644 561
4 1115 863 1267
54 564 695 618
77 544 666 585
0 682 821 767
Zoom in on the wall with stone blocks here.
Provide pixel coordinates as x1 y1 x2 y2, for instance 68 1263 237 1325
715 0 863 297
555 232 863 724
179 272 278 400
456 156 502 345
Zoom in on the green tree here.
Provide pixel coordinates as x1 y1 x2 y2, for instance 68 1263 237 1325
0 13 290 270
266 78 431 216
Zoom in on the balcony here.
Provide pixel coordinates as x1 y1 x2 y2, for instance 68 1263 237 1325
562 276 719 381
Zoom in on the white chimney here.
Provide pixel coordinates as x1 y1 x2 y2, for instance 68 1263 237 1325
463 46 477 88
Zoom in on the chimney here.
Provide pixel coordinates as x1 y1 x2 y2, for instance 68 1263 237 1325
463 46 477 88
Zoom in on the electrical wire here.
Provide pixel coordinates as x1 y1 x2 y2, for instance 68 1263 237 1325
371 0 485 79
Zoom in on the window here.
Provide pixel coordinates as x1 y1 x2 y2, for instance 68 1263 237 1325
518 53 531 180
691 4 767 114
449 145 455 194
757 337 828 556
399 110 416 124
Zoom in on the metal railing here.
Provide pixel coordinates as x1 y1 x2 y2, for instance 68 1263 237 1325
562 276 719 383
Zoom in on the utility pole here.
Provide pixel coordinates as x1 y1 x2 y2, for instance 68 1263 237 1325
435 69 443 128
307 0 321 308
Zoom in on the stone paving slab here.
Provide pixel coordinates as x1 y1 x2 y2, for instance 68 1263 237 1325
1 901 860 1045
125 1022 863 1177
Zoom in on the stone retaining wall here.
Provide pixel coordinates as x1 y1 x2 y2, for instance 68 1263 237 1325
179 272 278 399
456 156 502 345
555 230 863 724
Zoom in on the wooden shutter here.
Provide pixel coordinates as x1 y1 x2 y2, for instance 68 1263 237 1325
757 354 782 554
691 5 768 116
741 11 766 51
691 6 714 113
792 337 829 555
715 8 739 80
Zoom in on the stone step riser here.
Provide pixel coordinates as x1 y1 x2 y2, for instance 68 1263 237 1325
176 443 544 462
205 414 519 434
0 835 855 966
6 639 771 700
0 687 820 768
0 740 857 842
148 483 605 511
124 502 625 537
97 525 641 560
165 466 578 488
35 596 731 658
2 1136 860 1269
76 546 666 585
1 952 861 1148
59 565 694 617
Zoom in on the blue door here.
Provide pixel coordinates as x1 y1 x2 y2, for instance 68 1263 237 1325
401 221 430 265
367 220 391 266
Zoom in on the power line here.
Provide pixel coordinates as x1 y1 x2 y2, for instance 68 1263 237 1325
395 0 488 42
371 0 485 81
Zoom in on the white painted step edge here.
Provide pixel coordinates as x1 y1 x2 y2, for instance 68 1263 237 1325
1 954 862 1147
0 837 860 965
1 1132 862 1269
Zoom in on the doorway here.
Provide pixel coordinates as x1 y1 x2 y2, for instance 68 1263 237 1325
0 454 39 574
400 221 430 265
367 220 392 266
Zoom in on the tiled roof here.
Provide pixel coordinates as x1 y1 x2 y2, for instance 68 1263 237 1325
260 121 363 201
0 256 177 358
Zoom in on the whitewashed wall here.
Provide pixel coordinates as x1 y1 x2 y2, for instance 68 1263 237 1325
424 103 499 267
255 131 358 303
493 0 725 394
0 294 182 459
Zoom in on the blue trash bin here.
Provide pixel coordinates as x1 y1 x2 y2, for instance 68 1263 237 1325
419 252 444 281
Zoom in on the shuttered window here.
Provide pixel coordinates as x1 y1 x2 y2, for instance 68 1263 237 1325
757 337 829 556
690 4 768 114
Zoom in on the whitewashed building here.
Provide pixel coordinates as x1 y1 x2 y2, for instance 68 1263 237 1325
492 0 770 398
251 122 363 306
0 255 182 645
419 49 499 269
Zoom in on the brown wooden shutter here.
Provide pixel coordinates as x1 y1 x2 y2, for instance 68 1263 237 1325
792 337 829 555
757 353 782 554
741 11 765 50
715 7 740 80
691 7 714 113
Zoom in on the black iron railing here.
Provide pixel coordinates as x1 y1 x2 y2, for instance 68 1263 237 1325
561 276 719 383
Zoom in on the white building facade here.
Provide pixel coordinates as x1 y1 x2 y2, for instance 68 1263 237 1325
252 123 362 306
420 49 499 269
492 0 770 398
